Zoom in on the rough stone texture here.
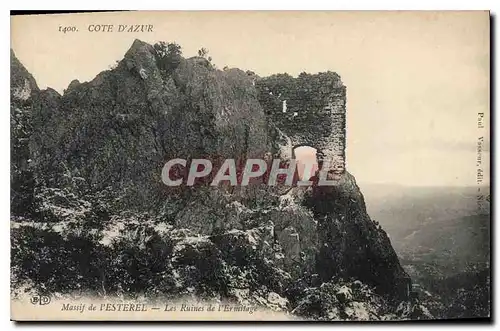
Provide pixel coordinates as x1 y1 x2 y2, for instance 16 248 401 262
256 72 346 172
303 171 411 299
25 39 272 209
276 226 301 268
11 49 39 102
11 50 41 216
11 40 411 306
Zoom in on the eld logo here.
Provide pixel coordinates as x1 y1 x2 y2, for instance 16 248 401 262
30 295 51 305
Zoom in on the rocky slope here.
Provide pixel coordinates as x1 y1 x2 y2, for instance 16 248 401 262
24 40 271 210
10 40 423 320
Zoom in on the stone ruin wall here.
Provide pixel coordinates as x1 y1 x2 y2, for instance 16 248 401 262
256 72 346 173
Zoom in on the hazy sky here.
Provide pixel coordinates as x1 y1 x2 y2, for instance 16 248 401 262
11 11 490 186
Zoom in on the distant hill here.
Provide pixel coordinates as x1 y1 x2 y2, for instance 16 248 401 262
360 184 490 243
358 183 490 318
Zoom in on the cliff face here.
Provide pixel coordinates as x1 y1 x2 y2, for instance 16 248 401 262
11 40 415 318
303 172 410 299
26 40 271 209
11 50 40 216
11 49 39 102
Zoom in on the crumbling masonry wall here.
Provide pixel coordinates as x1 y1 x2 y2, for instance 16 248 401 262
256 72 346 172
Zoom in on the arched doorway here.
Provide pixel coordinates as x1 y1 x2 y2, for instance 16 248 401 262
292 146 319 181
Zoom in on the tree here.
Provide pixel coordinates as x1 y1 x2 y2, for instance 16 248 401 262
198 47 209 58
153 41 183 76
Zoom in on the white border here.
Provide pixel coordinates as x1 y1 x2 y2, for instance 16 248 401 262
3 1 498 330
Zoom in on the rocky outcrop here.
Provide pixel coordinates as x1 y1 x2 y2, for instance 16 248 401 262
11 50 39 103
303 172 411 299
25 39 272 210
11 50 40 216
11 39 412 316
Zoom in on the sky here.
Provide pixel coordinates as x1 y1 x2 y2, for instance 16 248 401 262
11 11 490 186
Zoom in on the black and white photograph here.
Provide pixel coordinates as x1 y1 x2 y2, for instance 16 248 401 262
9 11 491 321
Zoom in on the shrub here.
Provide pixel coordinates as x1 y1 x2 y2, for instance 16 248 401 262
153 41 183 76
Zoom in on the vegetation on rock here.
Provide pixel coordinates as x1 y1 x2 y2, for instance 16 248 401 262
10 40 477 320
